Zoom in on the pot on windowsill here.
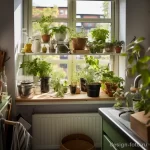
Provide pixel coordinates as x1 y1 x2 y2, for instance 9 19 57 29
115 46 122 53
86 83 101 97
69 85 76 94
80 78 87 92
72 38 87 50
105 82 118 97
41 77 50 93
42 34 50 43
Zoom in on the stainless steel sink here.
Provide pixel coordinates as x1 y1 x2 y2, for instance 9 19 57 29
108 108 132 129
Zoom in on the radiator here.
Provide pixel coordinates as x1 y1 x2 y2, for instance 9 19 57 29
32 113 102 150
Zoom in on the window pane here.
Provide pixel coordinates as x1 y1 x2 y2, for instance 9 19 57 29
76 23 111 40
76 1 111 19
32 0 68 19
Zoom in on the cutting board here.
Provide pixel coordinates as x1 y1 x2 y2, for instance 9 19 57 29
0 50 6 71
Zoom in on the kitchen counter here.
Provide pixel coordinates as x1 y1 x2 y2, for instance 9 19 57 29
99 108 148 150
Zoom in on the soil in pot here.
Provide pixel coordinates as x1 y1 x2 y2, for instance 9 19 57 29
115 46 122 53
42 34 50 43
41 77 50 93
72 38 87 50
87 83 101 97
80 78 87 92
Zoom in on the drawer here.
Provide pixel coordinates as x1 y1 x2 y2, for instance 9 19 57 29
103 134 118 150
103 119 142 150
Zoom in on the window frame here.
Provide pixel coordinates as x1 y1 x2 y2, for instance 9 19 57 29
23 0 119 83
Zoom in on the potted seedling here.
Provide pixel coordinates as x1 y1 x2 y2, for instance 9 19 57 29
37 59 52 93
38 15 53 43
114 40 124 53
70 28 88 50
51 25 69 41
51 69 68 97
89 28 109 53
101 70 124 97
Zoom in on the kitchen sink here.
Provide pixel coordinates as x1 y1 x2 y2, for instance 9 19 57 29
108 108 132 129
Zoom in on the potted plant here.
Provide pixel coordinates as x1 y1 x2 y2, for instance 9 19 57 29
70 28 88 50
101 70 124 97
37 59 52 93
89 28 109 53
104 42 114 52
87 41 104 54
84 68 101 97
114 40 124 53
51 25 69 41
20 58 40 83
38 15 53 43
90 28 109 43
51 69 68 97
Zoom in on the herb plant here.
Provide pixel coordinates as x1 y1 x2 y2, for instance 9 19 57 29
90 28 109 42
51 25 69 34
38 15 53 34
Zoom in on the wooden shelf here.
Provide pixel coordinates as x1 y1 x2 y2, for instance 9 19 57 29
16 91 115 103
17 52 123 56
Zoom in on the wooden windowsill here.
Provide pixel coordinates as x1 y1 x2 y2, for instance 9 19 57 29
16 91 115 103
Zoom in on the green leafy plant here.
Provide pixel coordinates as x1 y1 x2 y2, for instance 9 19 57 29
70 28 87 38
51 69 68 97
104 42 114 48
37 60 52 77
51 25 69 34
38 15 53 35
123 37 150 114
20 58 39 76
88 41 104 53
90 28 109 42
20 58 52 78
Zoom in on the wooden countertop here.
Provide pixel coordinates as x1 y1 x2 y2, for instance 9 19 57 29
16 91 115 103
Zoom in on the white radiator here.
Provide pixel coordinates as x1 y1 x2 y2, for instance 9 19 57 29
32 113 102 150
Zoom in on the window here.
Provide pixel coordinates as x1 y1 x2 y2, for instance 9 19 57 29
23 0 118 83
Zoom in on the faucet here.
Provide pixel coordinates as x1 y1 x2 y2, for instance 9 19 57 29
134 74 142 88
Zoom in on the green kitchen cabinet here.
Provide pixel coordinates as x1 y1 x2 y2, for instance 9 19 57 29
102 118 143 150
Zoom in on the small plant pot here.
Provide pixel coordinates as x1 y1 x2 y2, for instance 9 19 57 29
55 32 67 41
69 85 76 94
105 82 118 97
40 77 50 93
42 34 50 43
115 46 122 53
80 78 87 92
72 38 87 50
87 83 101 97
105 46 114 52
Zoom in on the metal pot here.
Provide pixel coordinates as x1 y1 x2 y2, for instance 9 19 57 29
17 81 33 98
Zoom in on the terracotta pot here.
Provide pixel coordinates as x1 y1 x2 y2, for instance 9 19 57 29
105 82 118 97
42 34 50 43
72 38 87 50
115 46 122 53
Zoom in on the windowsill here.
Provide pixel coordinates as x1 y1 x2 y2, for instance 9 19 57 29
16 91 115 105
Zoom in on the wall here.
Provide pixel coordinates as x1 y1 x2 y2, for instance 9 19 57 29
0 0 15 115
125 0 150 90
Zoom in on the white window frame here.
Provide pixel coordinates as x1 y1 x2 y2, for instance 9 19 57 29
23 0 119 83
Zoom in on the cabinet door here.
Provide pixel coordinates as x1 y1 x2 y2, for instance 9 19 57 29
103 134 118 150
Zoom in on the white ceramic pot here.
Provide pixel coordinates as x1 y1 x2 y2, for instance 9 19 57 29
32 39 41 53
55 32 66 41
